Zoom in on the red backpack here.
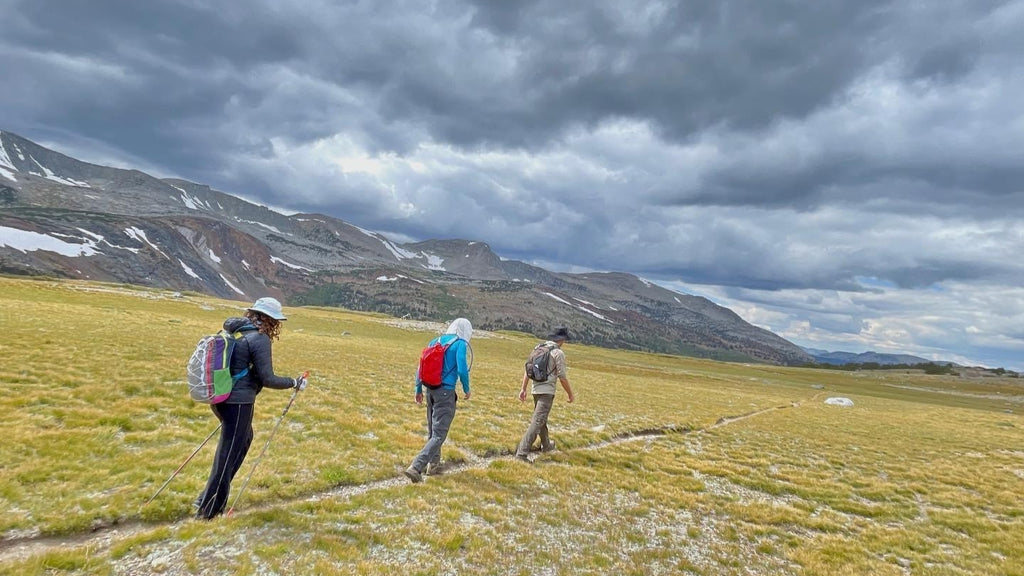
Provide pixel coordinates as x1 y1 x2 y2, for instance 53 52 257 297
418 336 457 388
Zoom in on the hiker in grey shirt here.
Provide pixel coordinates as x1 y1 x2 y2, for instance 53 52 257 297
515 327 574 462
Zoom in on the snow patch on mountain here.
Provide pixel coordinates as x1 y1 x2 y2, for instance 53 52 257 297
544 292 572 306
124 227 169 259
350 223 377 238
179 193 208 210
70 227 139 254
0 137 15 182
578 306 613 323
76 228 103 242
348 222 425 262
271 256 311 271
0 135 25 163
421 252 445 270
92 229 139 252
0 225 101 256
237 218 287 235
208 249 221 263
179 259 201 280
28 155 90 187
380 238 418 260
219 274 245 295
545 292 613 323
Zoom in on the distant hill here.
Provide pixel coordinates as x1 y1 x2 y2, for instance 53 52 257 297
0 129 814 365
802 348 956 366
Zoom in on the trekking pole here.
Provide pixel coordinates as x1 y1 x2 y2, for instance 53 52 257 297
143 424 222 507
227 371 308 516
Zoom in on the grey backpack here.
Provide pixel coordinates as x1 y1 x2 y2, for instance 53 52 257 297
525 343 556 381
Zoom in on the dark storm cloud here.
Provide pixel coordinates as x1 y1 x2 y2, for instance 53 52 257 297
3 1 1018 193
0 2 992 150
2 0 1023 367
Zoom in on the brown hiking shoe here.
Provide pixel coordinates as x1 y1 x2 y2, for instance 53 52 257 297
403 467 423 483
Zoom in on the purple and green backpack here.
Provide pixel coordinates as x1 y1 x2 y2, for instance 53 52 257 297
186 330 249 404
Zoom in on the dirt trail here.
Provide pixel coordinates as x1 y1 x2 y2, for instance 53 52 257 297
0 397 807 566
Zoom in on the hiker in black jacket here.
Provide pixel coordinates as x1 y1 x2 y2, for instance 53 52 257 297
195 297 305 520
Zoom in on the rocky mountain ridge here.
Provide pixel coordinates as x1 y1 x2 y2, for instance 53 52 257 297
0 129 813 365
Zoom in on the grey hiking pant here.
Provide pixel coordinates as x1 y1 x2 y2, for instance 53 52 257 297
516 393 554 457
410 387 457 473
425 389 445 466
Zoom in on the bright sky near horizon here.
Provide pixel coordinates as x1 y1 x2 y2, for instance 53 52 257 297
1 1 1022 370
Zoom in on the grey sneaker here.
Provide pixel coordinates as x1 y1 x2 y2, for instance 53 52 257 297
425 462 446 476
403 467 423 483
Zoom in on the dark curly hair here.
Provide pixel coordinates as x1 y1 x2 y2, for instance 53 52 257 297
244 310 282 341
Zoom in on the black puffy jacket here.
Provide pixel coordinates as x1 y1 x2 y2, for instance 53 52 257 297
223 317 295 403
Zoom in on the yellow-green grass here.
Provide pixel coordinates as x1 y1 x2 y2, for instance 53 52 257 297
0 276 1022 575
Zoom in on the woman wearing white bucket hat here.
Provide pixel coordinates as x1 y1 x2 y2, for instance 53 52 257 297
195 296 306 519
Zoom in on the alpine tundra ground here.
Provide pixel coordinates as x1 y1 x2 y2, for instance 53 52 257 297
0 276 1021 575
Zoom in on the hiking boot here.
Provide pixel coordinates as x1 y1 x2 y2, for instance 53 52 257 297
425 462 446 476
514 454 532 464
403 467 423 483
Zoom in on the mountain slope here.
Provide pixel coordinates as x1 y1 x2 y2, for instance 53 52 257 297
803 348 954 366
0 129 812 365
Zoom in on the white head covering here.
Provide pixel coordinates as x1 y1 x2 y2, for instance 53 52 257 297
247 297 287 320
445 318 473 341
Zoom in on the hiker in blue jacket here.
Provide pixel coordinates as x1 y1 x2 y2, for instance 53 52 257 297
403 318 473 482
195 297 306 519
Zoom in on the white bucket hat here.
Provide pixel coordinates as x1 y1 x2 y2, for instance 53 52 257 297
247 297 287 320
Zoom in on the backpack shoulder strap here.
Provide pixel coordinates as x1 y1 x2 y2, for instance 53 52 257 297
543 343 558 377
230 330 252 381
440 335 464 378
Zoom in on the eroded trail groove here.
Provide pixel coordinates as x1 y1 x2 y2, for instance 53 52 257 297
0 401 800 565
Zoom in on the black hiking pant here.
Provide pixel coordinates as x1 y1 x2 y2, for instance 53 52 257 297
196 403 254 519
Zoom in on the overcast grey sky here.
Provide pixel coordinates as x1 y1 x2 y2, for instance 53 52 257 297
2 0 1023 369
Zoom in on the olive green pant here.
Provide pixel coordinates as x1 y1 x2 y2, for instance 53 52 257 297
516 393 554 457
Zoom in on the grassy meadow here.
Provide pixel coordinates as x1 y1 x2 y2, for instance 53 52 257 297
0 275 1022 575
